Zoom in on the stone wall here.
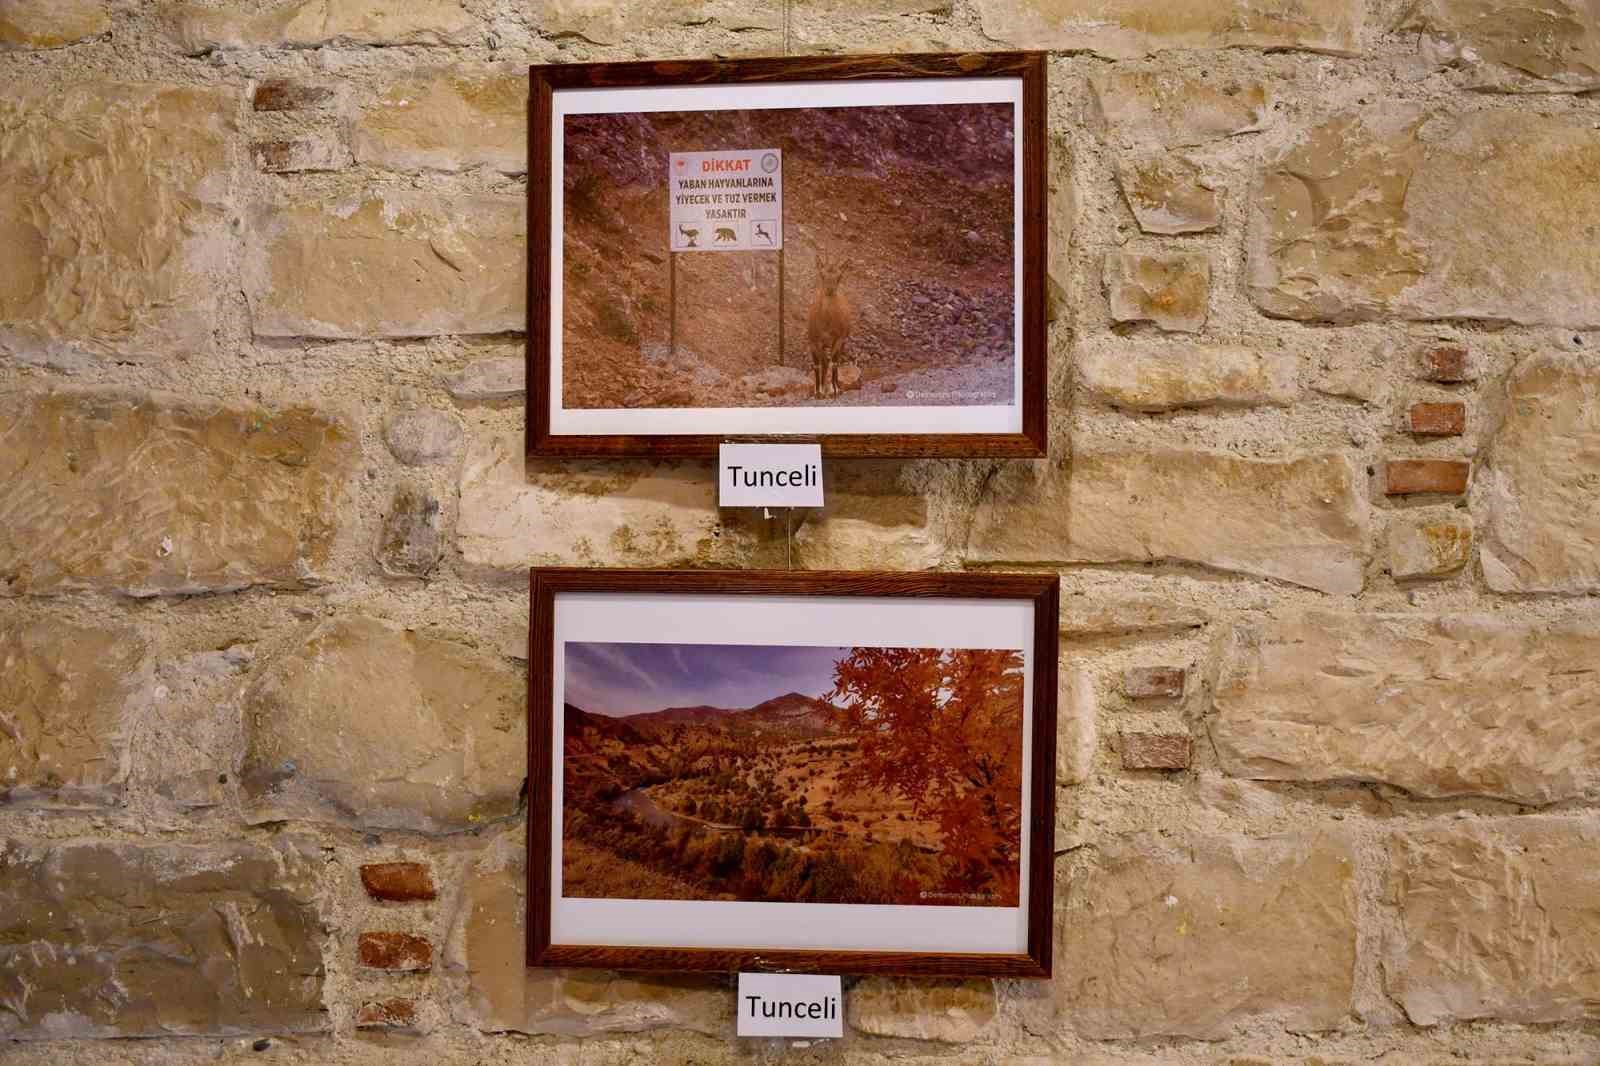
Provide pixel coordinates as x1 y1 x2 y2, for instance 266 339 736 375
2 1 1598 1063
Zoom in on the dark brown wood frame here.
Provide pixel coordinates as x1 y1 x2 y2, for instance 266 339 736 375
527 52 1048 460
527 568 1058 978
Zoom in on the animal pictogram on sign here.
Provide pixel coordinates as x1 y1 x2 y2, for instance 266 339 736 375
678 224 700 248
714 227 738 244
755 222 774 245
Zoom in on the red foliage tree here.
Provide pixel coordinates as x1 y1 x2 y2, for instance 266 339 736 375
829 647 1025 902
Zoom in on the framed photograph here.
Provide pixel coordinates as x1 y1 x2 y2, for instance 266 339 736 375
527 569 1059 978
527 53 1048 459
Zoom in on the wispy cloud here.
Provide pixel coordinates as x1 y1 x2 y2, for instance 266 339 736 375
578 642 662 692
564 641 850 717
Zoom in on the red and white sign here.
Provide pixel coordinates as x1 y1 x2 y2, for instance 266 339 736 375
669 149 783 252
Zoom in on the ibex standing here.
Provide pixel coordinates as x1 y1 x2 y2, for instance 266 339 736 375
807 250 853 399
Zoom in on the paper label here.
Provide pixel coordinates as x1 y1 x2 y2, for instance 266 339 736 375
719 443 824 508
736 973 843 1038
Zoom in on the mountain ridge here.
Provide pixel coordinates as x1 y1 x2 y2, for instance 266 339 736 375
585 691 842 737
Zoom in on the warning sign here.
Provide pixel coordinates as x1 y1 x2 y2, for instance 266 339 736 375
669 149 782 252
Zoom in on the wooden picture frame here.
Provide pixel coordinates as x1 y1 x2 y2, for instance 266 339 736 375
527 568 1059 978
527 52 1048 459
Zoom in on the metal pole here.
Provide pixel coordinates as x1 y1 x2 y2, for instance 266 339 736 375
777 247 785 367
669 251 677 360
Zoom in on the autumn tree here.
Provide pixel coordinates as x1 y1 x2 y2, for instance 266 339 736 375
829 647 1025 903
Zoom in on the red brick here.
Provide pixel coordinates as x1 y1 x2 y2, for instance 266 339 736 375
1406 402 1466 437
1419 346 1471 383
252 78 336 111
1385 459 1471 496
357 931 432 972
1123 666 1185 699
1120 732 1192 770
356 998 417 1030
251 140 298 171
360 862 437 903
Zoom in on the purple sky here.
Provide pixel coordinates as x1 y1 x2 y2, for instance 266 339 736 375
564 642 848 717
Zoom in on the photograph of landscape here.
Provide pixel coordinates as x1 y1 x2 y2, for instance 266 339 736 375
559 101 1017 410
561 641 1026 907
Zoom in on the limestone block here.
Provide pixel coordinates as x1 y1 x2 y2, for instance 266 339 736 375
790 461 940 570
1388 514 1472 580
0 620 145 807
1104 250 1210 333
1115 154 1219 235
384 406 464 466
446 357 526 401
458 430 746 572
788 0 955 52
1059 830 1357 1038
848 978 997 1042
1479 353 1600 593
170 0 475 52
537 0 780 45
1211 612 1600 804
1385 818 1600 1024
1313 346 1390 406
353 69 527 174
1058 665 1096 785
0 390 354 596
0 83 235 367
967 450 1368 595
245 192 523 339
1250 109 1600 328
447 838 730 1035
1089 71 1269 147
1059 594 1207 637
977 0 1364 57
1403 0 1600 92
1046 131 1075 322
138 646 255 810
0 839 325 1038
0 0 107 48
1077 342 1297 411
241 615 524 833
377 486 444 578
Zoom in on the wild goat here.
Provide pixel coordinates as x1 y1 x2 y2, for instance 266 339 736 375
807 251 853 399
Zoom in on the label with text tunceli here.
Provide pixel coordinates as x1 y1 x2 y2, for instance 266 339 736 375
736 973 843 1038
719 443 823 508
